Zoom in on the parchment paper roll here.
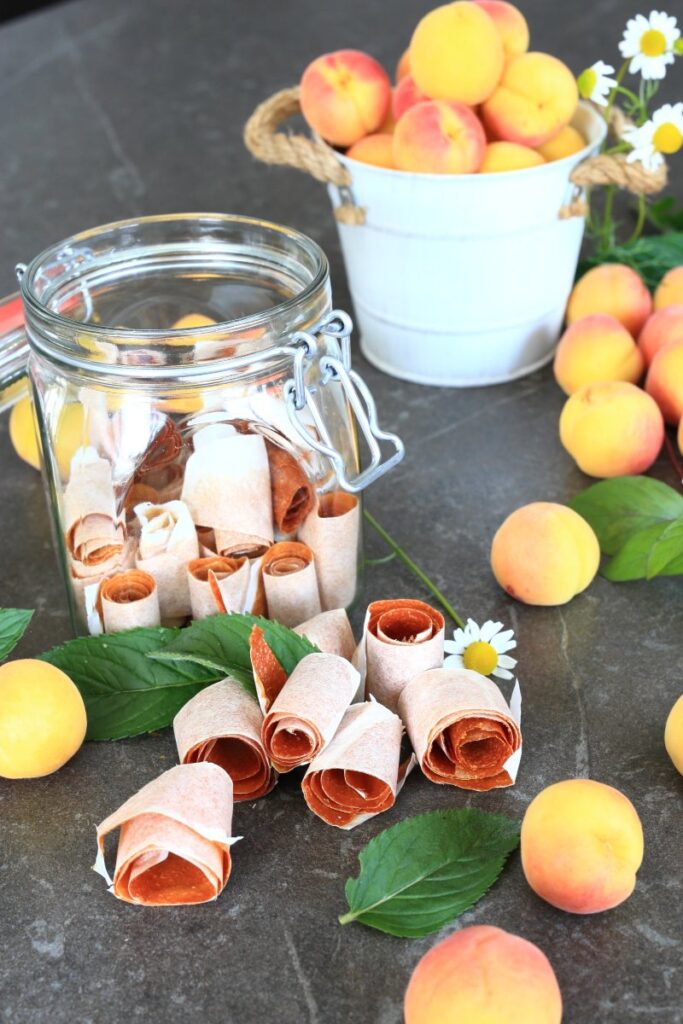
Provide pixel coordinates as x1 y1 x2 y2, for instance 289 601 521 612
302 700 413 829
135 416 183 476
99 569 161 633
266 440 315 535
294 609 356 661
261 541 321 627
398 668 522 790
363 598 445 712
261 652 359 773
174 679 276 801
181 431 273 552
187 556 250 619
135 500 199 619
299 492 360 610
64 447 125 569
94 762 236 905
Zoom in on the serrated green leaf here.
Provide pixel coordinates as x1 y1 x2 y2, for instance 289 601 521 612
339 809 520 938
40 627 222 740
601 523 669 581
646 514 683 579
0 608 34 662
569 477 683 555
148 613 317 696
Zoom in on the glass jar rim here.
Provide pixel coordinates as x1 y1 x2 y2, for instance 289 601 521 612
19 213 330 376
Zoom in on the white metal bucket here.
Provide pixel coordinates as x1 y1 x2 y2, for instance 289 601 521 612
328 102 607 387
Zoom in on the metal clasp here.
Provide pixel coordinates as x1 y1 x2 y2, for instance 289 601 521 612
284 310 405 493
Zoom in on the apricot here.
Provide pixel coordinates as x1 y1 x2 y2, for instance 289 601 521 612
9 396 85 479
665 694 683 775
537 124 586 161
404 925 562 1024
491 502 599 605
553 314 644 395
171 313 216 330
392 75 427 121
379 98 397 133
567 264 652 337
638 306 683 365
560 381 664 478
679 414 683 456
481 140 545 172
393 100 486 174
654 266 683 310
521 779 644 914
482 52 578 147
409 1 505 106
300 50 391 147
475 0 529 58
346 133 395 168
0 659 87 778
396 48 411 82
645 338 683 424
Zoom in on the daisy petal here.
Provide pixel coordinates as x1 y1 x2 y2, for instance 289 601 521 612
480 620 503 642
444 640 466 655
492 667 514 680
444 654 465 670
498 655 518 669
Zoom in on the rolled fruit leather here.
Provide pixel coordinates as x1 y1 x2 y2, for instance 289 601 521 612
174 679 276 801
94 762 238 906
398 668 522 790
302 700 414 829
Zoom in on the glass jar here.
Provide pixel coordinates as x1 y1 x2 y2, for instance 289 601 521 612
5 214 403 636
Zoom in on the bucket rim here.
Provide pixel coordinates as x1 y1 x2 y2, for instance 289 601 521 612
338 100 607 184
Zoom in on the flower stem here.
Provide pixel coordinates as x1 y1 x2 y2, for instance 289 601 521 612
626 193 647 246
363 509 465 628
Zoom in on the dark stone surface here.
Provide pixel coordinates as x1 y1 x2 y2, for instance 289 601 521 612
0 1 682 1022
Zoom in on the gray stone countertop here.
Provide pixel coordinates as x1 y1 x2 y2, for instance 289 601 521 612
0 1 681 1021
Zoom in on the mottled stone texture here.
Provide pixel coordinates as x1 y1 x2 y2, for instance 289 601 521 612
0 1 681 1022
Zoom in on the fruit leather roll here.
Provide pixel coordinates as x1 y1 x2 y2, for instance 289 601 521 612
265 440 315 534
63 446 125 569
299 492 360 611
261 652 360 773
261 541 321 628
363 599 445 712
294 608 356 661
302 701 413 829
174 679 276 801
134 500 199 618
94 762 237 906
398 668 522 791
181 426 273 554
98 569 161 633
187 556 250 619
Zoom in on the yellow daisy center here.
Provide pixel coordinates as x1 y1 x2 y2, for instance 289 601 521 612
653 122 683 155
640 29 667 56
577 68 597 99
463 641 499 676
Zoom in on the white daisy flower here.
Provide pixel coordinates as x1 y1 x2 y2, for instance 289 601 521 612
619 10 680 80
577 61 618 106
623 102 683 170
444 618 517 680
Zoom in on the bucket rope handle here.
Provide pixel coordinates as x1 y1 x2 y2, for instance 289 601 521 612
559 106 668 218
244 87 366 225
244 89 668 224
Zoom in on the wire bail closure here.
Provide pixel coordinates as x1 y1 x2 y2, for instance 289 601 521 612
284 310 405 493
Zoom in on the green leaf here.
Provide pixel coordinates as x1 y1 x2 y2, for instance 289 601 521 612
147 613 318 696
602 522 669 581
569 477 683 555
339 809 520 938
0 608 34 662
646 514 683 579
40 627 223 740
579 232 683 290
